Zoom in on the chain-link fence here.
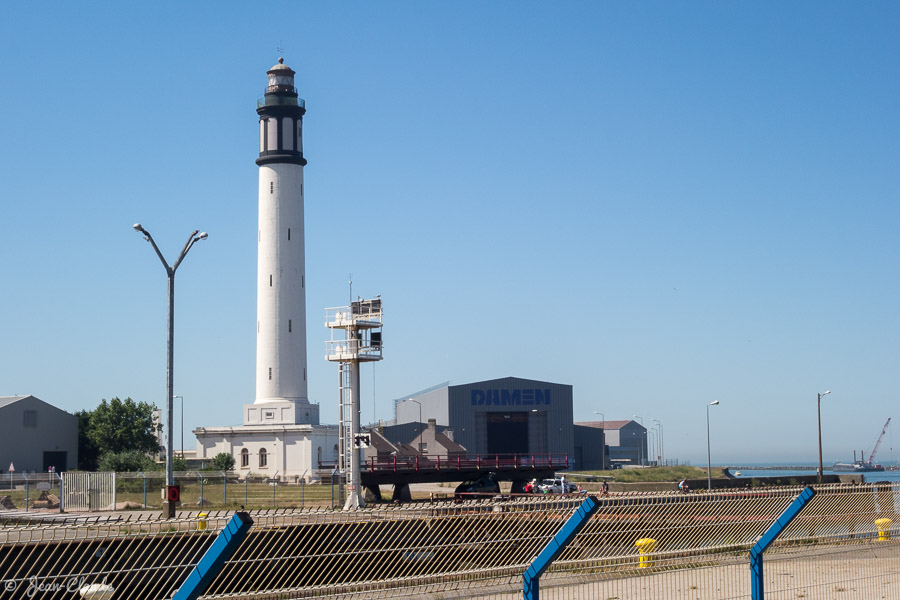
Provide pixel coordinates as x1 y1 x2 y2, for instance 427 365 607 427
0 472 345 512
1 483 897 599
115 471 341 510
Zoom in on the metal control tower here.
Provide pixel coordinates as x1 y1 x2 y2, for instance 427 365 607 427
325 297 383 508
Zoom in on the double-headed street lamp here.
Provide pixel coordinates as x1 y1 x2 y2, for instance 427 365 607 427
706 401 720 490
817 390 831 484
133 224 207 517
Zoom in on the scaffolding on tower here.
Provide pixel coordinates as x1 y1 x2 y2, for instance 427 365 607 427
325 297 383 509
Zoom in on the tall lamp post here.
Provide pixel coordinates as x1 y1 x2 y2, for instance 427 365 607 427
633 415 644 465
410 399 422 451
817 390 831 484
593 411 606 470
706 401 720 490
133 224 207 517
173 395 184 459
653 419 663 465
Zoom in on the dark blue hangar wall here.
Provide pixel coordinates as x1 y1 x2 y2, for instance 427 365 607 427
403 376 574 459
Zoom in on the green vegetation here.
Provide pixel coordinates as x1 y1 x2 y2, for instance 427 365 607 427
98 450 159 472
574 465 724 482
204 453 236 471
78 397 161 470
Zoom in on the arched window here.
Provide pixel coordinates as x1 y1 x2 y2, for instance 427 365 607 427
332 444 339 461
240 448 249 468
317 446 322 466
259 447 268 468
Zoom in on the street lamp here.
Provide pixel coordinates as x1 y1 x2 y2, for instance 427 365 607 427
410 399 422 451
817 390 831 484
593 411 605 470
133 223 207 517
653 419 663 465
173 395 184 460
706 401 720 490
633 415 644 465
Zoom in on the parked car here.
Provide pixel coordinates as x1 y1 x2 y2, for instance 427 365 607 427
538 478 578 494
455 473 501 499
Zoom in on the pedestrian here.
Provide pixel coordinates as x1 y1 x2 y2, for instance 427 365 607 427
560 475 568 493
601 480 609 496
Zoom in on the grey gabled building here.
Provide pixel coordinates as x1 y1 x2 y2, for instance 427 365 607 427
0 396 78 473
585 419 647 466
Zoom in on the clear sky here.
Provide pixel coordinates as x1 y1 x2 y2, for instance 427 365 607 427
1 3 898 465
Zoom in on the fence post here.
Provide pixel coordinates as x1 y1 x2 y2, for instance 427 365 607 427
221 471 227 509
331 469 338 508
750 486 816 600
245 476 248 506
171 511 254 600
523 495 600 600
57 472 64 513
23 474 29 511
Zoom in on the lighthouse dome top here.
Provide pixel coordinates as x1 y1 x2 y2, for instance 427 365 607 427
267 58 296 94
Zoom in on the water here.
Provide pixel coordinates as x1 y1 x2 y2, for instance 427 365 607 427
728 464 900 483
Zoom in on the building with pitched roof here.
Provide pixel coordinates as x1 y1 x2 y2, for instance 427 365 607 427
576 419 647 466
0 395 78 473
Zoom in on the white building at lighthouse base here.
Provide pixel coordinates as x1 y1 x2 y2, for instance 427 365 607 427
194 420 338 482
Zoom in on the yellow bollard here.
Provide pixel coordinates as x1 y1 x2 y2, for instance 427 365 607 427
875 518 892 541
635 537 657 568
198 512 208 531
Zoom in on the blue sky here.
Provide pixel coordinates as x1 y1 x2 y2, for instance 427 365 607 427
1 3 898 465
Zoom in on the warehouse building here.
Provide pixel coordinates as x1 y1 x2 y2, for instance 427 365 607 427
393 376 574 461
0 396 78 473
577 420 647 466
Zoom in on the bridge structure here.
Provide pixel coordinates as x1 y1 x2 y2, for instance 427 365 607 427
321 453 571 501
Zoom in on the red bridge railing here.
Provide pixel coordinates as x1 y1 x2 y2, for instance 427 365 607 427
344 453 570 473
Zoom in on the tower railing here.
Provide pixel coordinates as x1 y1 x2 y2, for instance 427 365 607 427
257 95 305 109
325 339 382 361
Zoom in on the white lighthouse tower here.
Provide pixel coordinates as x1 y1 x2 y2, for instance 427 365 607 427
244 58 319 426
196 60 336 480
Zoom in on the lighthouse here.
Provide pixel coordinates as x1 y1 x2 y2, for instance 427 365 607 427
244 58 319 426
196 60 334 479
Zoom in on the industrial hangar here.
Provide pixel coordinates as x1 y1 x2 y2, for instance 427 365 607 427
390 376 608 470
386 377 663 472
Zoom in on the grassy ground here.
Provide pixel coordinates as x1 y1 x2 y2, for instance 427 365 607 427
1 482 341 512
0 467 731 511
571 465 725 482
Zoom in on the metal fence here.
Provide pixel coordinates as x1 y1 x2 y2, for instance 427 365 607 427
0 472 344 512
62 472 116 512
114 472 339 511
0 483 897 599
